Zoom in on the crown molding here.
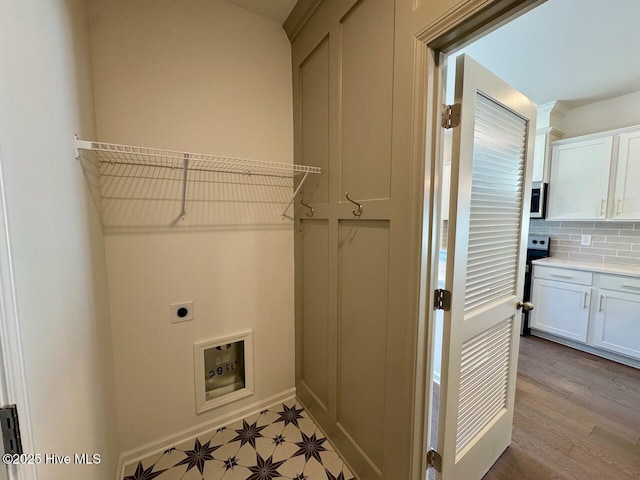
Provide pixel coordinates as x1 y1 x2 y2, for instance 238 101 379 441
283 0 323 42
537 100 570 130
536 125 566 139
538 100 570 118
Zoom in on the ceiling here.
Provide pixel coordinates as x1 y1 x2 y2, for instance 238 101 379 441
227 0 640 108
224 0 297 24
449 0 640 107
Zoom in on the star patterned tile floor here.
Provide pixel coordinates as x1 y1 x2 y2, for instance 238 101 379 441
122 400 356 480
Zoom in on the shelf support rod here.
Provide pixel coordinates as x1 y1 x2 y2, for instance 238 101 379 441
74 134 93 160
282 171 310 218
179 154 189 221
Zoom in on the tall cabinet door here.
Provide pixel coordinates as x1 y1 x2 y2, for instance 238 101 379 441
612 130 640 220
292 1 420 478
547 137 613 220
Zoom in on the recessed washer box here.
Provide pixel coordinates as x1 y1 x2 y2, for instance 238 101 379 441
194 330 254 414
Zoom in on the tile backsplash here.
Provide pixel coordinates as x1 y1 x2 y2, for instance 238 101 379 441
529 220 640 266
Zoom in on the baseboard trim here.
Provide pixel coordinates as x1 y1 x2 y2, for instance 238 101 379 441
116 388 296 480
529 330 640 369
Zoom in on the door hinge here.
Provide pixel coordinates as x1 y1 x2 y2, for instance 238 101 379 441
427 449 442 472
434 289 451 311
442 103 461 129
0 405 23 455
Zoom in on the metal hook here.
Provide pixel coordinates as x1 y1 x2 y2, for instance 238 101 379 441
345 192 363 217
300 198 314 217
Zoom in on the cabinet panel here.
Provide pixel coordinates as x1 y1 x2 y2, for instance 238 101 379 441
300 36 330 205
592 289 640 359
300 220 330 409
340 0 394 200
338 220 389 470
613 130 640 220
530 279 590 342
532 133 547 183
548 136 613 220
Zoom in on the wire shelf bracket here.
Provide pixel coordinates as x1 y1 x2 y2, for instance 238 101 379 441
74 136 321 220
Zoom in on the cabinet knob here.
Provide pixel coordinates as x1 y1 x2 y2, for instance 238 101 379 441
517 300 534 312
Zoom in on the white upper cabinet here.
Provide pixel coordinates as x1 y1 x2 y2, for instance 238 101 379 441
612 130 640 220
531 132 547 183
531 129 563 184
548 136 613 220
533 101 569 184
547 125 640 221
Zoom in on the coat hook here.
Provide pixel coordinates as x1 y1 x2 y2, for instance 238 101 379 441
345 192 363 217
300 197 314 217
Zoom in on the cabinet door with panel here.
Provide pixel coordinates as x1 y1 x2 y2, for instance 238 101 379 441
592 289 640 360
530 278 591 342
548 136 613 220
612 130 640 220
291 0 421 478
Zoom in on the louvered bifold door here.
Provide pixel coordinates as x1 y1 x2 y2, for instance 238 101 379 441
437 55 536 480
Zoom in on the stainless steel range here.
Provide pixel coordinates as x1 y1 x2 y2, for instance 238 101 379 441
521 235 551 335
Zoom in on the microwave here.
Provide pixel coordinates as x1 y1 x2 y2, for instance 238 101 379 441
530 182 547 219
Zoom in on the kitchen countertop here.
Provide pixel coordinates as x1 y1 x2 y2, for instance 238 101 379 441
532 257 640 277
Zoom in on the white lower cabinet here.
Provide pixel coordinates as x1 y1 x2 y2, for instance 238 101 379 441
592 289 640 359
530 279 590 342
531 264 640 364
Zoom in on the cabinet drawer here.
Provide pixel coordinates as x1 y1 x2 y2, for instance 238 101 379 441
598 274 640 293
533 266 592 285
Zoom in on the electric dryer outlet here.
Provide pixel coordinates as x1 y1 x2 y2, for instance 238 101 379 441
170 301 194 323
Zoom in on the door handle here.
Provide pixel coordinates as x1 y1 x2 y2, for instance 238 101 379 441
599 294 605 312
517 300 534 312
616 198 623 215
600 198 606 216
583 291 590 309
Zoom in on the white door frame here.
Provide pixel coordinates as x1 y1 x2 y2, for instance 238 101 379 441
408 1 546 478
0 141 37 480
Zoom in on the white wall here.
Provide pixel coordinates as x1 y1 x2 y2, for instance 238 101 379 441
89 0 295 453
0 1 119 478
561 90 640 137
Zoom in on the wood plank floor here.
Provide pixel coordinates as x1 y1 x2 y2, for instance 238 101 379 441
483 335 640 480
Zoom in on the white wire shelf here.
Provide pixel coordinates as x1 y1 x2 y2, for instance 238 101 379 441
74 136 321 220
75 139 320 177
